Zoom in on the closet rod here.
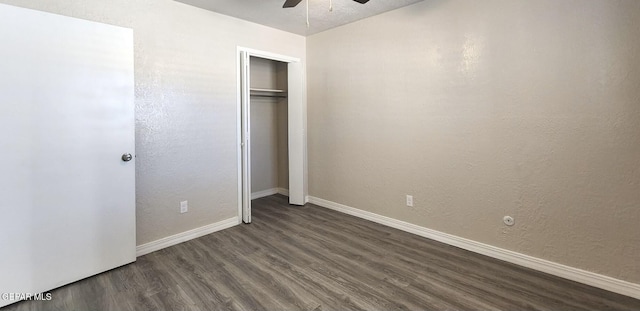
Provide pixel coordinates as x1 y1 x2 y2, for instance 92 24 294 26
250 94 287 98
250 88 286 93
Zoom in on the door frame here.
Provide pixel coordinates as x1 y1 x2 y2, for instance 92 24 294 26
236 47 307 223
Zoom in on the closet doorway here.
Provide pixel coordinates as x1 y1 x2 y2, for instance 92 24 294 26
237 47 306 223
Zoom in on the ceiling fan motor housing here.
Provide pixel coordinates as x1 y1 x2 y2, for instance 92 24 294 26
283 0 369 8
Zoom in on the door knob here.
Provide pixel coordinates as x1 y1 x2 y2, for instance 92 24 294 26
121 153 133 162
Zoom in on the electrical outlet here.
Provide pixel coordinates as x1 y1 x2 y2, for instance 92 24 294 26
406 195 413 207
180 201 188 214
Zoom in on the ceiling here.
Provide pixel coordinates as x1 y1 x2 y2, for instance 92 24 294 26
175 0 424 36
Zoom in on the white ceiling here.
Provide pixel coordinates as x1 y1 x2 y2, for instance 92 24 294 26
175 0 424 36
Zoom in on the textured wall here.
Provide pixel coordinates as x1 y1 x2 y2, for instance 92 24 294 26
0 0 305 245
307 0 640 283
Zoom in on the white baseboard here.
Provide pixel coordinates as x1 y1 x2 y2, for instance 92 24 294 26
136 216 240 257
277 187 289 197
307 196 640 300
251 187 289 200
251 188 279 200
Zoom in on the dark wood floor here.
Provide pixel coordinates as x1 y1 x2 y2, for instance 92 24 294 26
4 194 640 310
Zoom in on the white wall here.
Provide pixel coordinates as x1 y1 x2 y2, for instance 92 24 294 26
307 0 640 284
0 0 305 245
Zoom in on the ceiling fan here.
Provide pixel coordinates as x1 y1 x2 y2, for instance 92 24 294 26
283 0 370 8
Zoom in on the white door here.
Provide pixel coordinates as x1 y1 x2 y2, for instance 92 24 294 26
0 4 135 308
240 51 252 223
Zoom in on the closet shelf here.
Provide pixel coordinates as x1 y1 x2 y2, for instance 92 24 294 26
250 88 287 98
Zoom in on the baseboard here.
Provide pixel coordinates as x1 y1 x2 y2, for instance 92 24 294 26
277 187 289 196
251 188 279 200
136 216 240 257
307 196 640 300
251 187 289 200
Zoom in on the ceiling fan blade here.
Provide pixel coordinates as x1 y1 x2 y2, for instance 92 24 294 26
283 0 303 8
353 0 370 3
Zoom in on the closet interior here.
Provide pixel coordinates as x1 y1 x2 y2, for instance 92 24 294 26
250 56 289 198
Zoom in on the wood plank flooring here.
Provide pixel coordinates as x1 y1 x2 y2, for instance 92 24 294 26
4 194 640 310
